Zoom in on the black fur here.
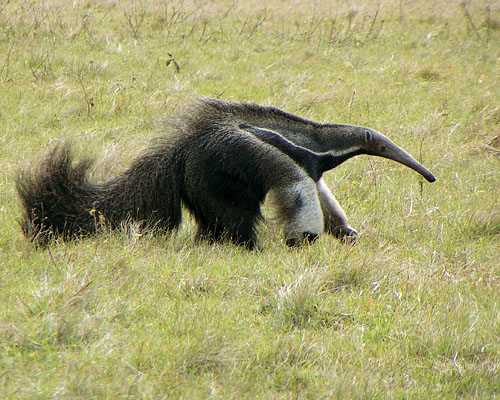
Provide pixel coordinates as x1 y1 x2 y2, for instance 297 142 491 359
17 98 436 249
17 99 320 249
238 123 331 182
16 139 184 246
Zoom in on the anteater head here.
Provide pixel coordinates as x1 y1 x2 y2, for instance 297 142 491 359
319 125 436 183
360 128 436 183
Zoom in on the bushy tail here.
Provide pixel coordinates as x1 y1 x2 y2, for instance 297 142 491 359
16 145 99 244
16 141 184 245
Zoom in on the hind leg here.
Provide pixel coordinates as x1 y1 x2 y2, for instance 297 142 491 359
196 221 224 244
317 178 358 243
196 208 260 250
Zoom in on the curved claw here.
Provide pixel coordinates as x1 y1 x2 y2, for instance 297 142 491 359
285 231 319 247
334 226 358 244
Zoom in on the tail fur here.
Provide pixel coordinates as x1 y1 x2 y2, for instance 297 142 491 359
16 141 183 245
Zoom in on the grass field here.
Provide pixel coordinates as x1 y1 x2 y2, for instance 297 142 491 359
1 0 499 398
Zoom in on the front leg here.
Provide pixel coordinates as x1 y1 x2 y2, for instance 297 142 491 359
317 178 358 243
273 177 324 247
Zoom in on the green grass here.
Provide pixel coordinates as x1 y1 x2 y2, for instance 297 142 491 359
1 0 499 398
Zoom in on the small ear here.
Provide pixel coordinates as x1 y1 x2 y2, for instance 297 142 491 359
364 130 372 143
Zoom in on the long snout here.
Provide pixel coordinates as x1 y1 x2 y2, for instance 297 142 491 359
370 135 436 182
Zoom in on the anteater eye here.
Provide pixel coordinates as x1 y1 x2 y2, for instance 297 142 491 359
365 130 372 142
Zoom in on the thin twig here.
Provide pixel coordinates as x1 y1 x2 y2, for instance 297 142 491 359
368 159 377 189
76 64 94 119
246 13 267 40
419 135 426 198
461 1 482 40
124 8 145 40
81 14 95 42
29 44 55 81
479 144 500 157
485 4 491 44
47 247 57 267
0 39 15 82
348 89 356 123
364 4 380 43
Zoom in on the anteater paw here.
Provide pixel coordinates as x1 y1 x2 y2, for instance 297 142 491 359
285 231 319 247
